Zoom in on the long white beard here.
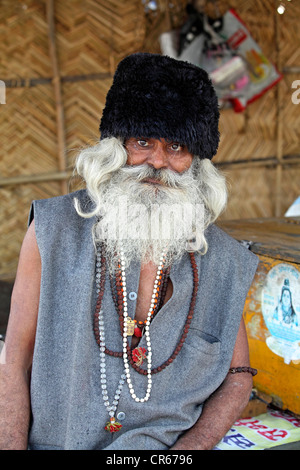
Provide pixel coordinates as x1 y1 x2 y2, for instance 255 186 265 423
93 160 205 272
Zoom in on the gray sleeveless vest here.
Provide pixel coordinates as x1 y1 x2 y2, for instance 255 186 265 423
27 190 258 450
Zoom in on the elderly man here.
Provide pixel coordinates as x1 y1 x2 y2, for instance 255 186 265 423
0 53 258 450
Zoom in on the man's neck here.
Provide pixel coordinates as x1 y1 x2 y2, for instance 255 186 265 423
130 261 173 349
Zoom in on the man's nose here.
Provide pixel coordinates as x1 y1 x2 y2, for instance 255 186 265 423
147 142 168 169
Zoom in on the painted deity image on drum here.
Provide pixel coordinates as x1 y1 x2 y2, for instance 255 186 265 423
261 263 300 364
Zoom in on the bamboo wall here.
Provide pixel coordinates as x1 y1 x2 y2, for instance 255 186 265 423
0 0 299 280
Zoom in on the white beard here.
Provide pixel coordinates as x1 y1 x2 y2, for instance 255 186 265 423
94 160 205 272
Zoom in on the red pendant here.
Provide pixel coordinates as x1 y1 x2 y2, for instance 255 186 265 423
132 347 147 366
105 417 122 433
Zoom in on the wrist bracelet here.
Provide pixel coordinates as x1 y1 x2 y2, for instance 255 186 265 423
229 366 257 376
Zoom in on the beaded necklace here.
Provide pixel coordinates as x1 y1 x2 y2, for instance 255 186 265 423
94 242 199 432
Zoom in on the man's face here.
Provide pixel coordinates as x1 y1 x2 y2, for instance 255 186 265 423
282 289 291 309
93 137 203 270
125 137 194 180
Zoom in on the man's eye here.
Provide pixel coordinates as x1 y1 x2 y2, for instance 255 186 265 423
137 140 149 147
170 143 183 151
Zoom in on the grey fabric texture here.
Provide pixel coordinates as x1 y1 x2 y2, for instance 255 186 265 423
27 190 259 450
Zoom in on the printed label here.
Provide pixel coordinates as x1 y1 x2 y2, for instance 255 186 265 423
261 263 300 364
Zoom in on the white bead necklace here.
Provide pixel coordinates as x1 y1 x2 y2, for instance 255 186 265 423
96 247 125 431
119 247 166 403
98 310 126 431
95 243 167 431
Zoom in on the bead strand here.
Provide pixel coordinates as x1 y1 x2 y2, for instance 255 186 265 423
94 244 122 357
98 310 126 421
128 251 199 375
93 245 199 375
119 248 167 403
93 243 199 433
95 252 126 430
229 366 257 376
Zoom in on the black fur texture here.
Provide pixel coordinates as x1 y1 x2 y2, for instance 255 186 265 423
99 53 220 160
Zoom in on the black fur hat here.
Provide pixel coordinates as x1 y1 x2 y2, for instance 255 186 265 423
99 53 220 160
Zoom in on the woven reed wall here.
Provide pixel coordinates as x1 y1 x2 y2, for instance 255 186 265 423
0 0 299 280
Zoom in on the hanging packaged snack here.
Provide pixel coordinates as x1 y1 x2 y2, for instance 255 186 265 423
159 7 282 112
212 9 282 111
200 15 251 108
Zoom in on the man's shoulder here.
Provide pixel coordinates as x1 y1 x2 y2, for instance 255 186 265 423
207 222 247 250
35 189 88 208
205 222 259 267
31 189 90 214
29 189 92 227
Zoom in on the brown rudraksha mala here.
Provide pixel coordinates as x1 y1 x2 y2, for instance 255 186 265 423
93 243 199 375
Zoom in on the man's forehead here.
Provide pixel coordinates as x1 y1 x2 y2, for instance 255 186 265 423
125 137 186 144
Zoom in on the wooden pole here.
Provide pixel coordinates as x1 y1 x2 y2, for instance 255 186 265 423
46 0 68 195
0 170 73 187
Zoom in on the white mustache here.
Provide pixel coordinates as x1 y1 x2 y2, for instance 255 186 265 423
118 164 194 189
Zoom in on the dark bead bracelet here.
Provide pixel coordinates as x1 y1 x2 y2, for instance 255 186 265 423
229 366 257 376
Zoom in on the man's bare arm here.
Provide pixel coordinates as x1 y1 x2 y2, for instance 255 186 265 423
170 317 253 450
0 221 40 449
